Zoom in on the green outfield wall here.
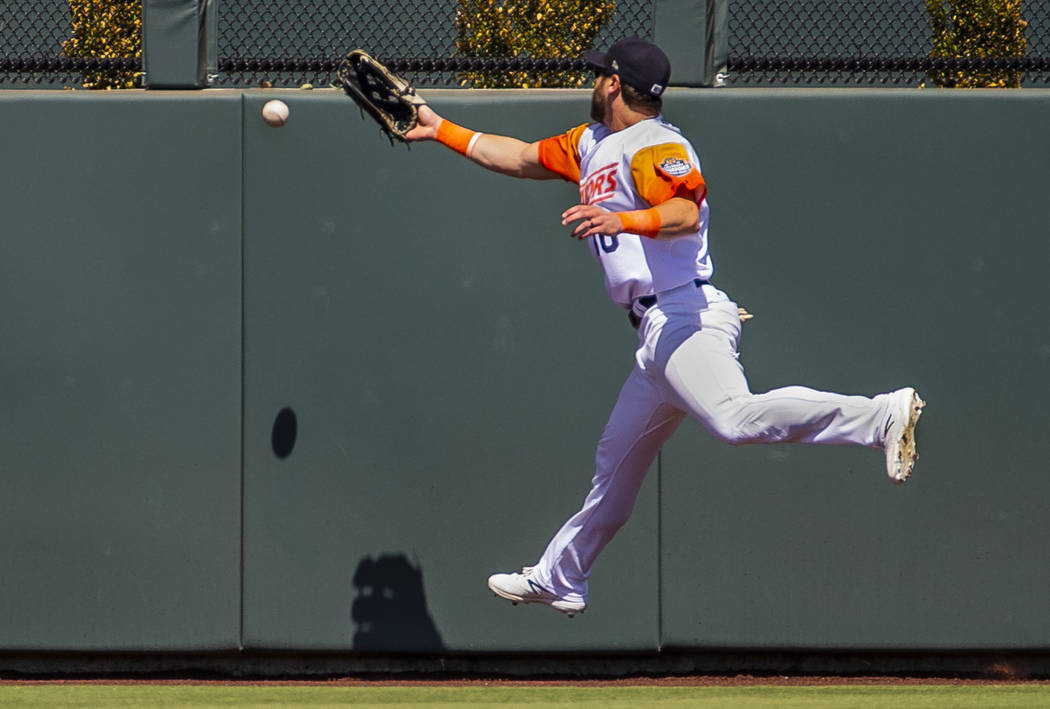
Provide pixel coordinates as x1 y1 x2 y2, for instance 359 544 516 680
0 92 243 650
1 88 1048 660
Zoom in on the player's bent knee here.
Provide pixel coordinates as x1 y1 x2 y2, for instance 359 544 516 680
708 425 749 446
701 408 764 446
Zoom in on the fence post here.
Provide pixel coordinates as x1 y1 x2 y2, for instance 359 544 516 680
653 0 728 87
142 0 215 88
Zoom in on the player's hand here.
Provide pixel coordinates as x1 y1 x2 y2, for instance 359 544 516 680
738 307 754 323
561 204 622 240
404 105 441 142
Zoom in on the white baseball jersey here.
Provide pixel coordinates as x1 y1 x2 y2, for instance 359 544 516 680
538 116 712 308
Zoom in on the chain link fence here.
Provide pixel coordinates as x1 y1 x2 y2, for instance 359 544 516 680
728 0 1050 86
0 0 140 86
214 0 653 87
3 1 1050 88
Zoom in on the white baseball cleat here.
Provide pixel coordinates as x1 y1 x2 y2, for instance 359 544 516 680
883 387 925 484
487 568 586 617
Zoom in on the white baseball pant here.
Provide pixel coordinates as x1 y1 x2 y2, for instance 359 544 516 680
530 281 896 605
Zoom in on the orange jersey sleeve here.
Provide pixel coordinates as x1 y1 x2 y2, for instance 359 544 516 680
537 123 590 184
630 143 707 206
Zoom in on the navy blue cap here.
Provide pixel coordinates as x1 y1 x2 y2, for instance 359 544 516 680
583 38 671 97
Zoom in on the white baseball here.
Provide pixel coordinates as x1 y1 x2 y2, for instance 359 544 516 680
262 99 289 127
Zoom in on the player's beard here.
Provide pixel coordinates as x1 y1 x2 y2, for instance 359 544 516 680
590 85 606 123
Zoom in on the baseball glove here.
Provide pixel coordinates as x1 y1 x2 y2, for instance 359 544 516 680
335 49 426 143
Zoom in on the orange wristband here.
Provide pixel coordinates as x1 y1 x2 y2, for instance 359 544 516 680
435 119 479 156
619 208 662 238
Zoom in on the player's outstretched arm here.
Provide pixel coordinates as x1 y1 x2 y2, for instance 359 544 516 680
405 106 559 180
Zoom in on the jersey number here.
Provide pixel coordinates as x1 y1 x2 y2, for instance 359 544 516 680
594 235 619 254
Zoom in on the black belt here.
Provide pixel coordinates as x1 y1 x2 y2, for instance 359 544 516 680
629 279 709 329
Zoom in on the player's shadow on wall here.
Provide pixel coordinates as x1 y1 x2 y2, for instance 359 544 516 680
351 553 445 651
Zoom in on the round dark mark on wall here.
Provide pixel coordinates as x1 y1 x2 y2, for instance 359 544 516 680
272 407 298 459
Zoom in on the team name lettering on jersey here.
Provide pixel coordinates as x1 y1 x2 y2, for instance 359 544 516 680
580 162 618 205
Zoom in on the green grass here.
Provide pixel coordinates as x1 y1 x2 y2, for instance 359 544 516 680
2 684 1050 708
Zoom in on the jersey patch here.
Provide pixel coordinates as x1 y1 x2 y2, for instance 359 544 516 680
658 156 693 177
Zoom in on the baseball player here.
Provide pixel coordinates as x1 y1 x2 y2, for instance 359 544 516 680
404 37 925 618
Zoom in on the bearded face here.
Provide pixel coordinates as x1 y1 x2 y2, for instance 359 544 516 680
590 75 609 123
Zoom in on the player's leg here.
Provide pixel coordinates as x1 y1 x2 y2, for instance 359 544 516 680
490 366 683 609
664 299 892 447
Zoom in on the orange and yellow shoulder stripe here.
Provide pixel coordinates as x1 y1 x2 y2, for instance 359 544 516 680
630 143 706 206
537 123 591 184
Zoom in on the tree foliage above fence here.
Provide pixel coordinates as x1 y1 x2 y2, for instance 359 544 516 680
62 0 142 88
925 0 1028 87
454 0 615 87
